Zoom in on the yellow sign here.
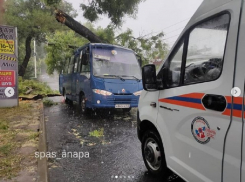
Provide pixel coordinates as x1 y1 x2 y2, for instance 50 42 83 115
0 39 14 54
0 54 16 61
0 71 12 76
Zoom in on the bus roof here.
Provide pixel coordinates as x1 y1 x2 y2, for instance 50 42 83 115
74 43 134 56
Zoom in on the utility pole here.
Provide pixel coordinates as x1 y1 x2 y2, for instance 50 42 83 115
34 38 37 78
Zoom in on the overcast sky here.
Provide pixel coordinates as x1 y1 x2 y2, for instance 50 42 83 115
66 0 203 47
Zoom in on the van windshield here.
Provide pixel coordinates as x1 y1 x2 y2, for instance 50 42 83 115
92 47 141 79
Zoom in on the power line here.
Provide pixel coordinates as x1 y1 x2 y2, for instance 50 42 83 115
164 33 180 40
165 26 185 35
137 17 191 39
158 17 190 31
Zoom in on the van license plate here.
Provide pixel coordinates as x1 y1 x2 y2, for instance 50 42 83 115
115 104 130 108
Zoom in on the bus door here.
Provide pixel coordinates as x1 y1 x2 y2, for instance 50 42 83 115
66 56 75 99
80 48 91 100
59 58 69 94
71 55 79 101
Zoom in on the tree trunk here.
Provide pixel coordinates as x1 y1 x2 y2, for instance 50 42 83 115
55 9 103 43
19 35 32 77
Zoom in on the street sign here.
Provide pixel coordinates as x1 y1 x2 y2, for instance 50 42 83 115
0 25 18 107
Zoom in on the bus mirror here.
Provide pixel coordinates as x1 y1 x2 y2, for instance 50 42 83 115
142 64 158 91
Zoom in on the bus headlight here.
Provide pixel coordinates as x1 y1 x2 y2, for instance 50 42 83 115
93 89 112 96
133 90 142 96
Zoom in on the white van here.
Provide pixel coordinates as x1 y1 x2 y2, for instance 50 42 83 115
137 0 245 181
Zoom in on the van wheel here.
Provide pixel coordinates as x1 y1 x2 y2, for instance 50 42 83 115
142 130 167 177
79 94 88 114
123 108 131 112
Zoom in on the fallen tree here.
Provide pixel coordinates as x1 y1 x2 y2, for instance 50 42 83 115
54 9 103 43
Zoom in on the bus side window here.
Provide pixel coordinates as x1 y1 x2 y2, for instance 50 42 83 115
81 48 90 73
68 56 75 74
73 56 79 73
64 58 70 74
77 55 82 73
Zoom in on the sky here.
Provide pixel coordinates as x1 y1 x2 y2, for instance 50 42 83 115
66 0 203 47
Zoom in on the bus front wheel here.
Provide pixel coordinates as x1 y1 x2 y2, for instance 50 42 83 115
79 94 89 114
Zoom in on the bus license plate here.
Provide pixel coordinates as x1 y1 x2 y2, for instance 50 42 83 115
115 104 130 108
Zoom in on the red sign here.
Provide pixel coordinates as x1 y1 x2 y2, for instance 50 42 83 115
0 70 15 87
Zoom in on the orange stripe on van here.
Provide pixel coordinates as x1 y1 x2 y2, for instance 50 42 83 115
222 109 243 118
180 93 205 99
222 109 231 116
225 96 243 105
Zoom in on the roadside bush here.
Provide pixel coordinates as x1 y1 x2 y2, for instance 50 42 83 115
43 98 57 107
18 77 59 96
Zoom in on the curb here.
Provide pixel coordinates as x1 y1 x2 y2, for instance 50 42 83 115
37 102 48 182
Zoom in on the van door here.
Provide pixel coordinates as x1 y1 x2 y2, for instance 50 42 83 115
232 1 245 181
156 4 240 182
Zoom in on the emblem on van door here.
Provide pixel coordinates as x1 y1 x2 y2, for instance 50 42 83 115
191 117 216 144
122 89 125 93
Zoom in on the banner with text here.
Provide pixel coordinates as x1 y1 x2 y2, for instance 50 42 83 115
0 25 18 106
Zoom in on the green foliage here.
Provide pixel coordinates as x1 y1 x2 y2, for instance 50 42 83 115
4 0 56 42
45 30 89 74
18 77 57 96
28 132 39 140
0 144 12 156
45 25 169 73
116 29 168 65
45 23 117 74
43 98 57 107
3 0 77 77
89 128 104 138
80 0 144 25
84 22 116 44
0 121 9 130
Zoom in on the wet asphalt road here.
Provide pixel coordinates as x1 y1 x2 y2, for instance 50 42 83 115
44 98 183 182
43 76 184 182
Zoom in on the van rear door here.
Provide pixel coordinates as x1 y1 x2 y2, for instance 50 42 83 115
156 1 241 181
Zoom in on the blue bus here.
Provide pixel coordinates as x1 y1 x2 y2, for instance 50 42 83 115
59 43 143 113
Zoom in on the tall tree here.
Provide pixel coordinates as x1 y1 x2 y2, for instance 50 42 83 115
45 22 116 74
45 30 89 74
0 0 4 24
54 9 103 43
47 0 144 43
3 0 77 77
116 29 168 66
80 0 144 25
45 24 168 75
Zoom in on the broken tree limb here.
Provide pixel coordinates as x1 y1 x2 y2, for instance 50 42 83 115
54 9 103 43
19 93 62 100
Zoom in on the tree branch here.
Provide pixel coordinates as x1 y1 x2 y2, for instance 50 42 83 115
54 9 103 43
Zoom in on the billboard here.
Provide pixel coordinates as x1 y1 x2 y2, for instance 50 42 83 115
0 25 18 107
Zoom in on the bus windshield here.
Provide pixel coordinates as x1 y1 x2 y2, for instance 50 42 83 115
92 47 141 79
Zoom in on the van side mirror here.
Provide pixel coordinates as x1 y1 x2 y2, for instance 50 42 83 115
142 64 158 91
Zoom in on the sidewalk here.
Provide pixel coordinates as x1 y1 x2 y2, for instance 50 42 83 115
0 100 48 182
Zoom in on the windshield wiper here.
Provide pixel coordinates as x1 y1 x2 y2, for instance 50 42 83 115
103 74 125 81
120 75 140 82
